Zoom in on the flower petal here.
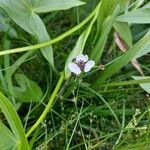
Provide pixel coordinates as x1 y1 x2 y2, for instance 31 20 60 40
68 62 81 75
76 54 88 63
84 55 89 62
84 60 95 72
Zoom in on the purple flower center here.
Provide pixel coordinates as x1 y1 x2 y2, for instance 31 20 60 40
74 60 85 70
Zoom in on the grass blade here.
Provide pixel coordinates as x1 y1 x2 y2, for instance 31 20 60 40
0 92 29 149
93 31 150 86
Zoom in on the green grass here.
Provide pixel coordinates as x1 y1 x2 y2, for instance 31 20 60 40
0 0 150 149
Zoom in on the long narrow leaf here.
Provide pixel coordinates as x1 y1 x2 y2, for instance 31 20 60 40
0 122 17 150
113 22 132 47
116 9 150 24
0 92 29 149
91 5 120 64
135 44 150 58
32 0 85 13
132 76 150 94
93 31 150 86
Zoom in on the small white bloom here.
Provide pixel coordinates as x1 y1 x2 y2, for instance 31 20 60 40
76 54 88 63
84 60 95 72
68 62 81 75
68 54 95 75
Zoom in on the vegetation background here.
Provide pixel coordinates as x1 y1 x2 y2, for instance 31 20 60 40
0 0 150 149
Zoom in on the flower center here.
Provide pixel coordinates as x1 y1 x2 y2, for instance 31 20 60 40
75 60 85 70
78 61 85 70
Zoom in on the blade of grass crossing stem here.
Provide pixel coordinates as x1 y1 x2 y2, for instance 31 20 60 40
90 5 120 64
0 92 29 149
66 102 84 150
83 85 121 127
92 31 150 86
9 51 34 76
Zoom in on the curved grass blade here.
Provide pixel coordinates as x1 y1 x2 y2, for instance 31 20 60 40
32 0 85 13
0 122 17 150
132 76 150 94
83 85 121 127
0 92 29 149
92 31 150 86
90 5 120 64
113 21 132 47
116 9 150 24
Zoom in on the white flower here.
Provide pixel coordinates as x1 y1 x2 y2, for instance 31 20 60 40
68 54 95 75
76 54 88 63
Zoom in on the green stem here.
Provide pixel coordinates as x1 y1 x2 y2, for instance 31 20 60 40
26 72 64 138
0 4 99 56
101 78 150 87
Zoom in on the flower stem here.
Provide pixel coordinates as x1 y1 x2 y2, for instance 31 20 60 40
26 72 64 138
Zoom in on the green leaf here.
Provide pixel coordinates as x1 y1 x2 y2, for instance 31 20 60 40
91 5 120 64
9 51 34 76
119 0 130 12
0 122 17 150
65 5 99 78
132 76 150 94
0 13 18 38
93 31 150 86
0 0 85 68
32 0 85 13
135 44 150 58
0 0 54 67
116 9 150 24
94 0 124 45
142 2 150 9
97 0 121 19
14 74 43 102
0 92 29 149
113 21 132 47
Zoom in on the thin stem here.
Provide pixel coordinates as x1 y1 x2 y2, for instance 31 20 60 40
0 4 99 56
26 72 64 138
101 78 150 87
66 101 84 150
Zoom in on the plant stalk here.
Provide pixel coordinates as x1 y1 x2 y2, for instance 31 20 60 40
26 72 64 138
